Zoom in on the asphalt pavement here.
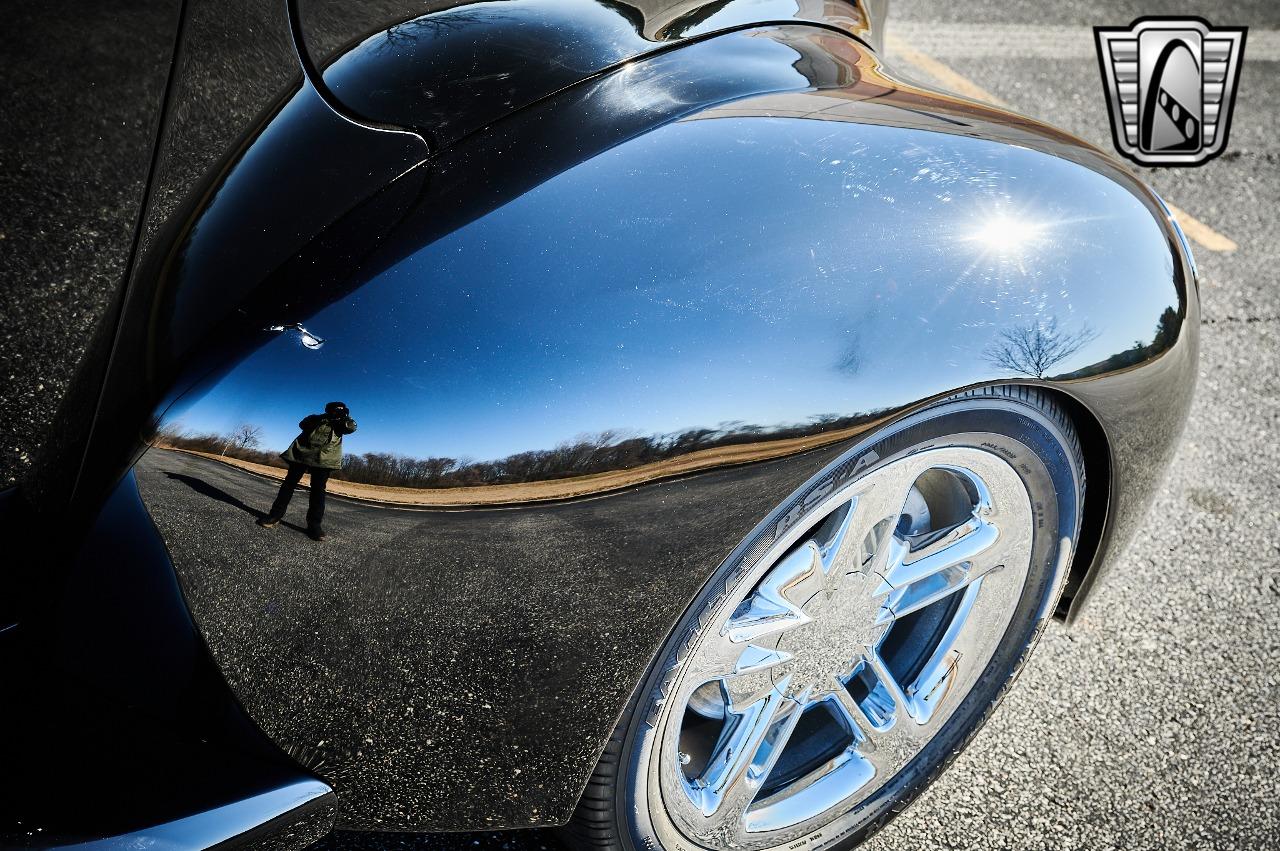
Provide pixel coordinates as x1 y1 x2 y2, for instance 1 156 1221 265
314 1 1280 848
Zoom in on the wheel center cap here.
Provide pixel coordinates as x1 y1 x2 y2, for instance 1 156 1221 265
772 571 889 699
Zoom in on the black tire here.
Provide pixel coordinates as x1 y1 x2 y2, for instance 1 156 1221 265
562 385 1084 851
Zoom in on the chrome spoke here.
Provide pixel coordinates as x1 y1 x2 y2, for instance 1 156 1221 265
855 713 925 778
903 579 983 724
724 543 820 644
721 647 793 709
814 498 859 576
691 681 808 840
866 532 911 589
828 679 881 741
683 630 754 686
820 675 920 789
846 484 916 567
875 501 1025 623
884 555 1002 623
881 516 997 591
861 650 916 727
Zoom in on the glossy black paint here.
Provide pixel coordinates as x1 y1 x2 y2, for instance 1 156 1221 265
0 473 334 847
26 0 321 516
298 0 883 68
31 61 428 526
84 16 1197 832
9 0 1195 840
3 1 349 846
306 0 877 146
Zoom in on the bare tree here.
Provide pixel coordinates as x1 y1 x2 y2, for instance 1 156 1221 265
378 12 492 51
153 423 190 447
984 318 1099 379
222 423 263 456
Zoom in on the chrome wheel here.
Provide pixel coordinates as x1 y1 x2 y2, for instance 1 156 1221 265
655 447 1034 849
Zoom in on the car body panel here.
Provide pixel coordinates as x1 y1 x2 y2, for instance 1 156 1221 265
4 0 179 514
25 0 335 517
301 0 883 146
0 472 336 848
80 19 1198 830
3 2 370 845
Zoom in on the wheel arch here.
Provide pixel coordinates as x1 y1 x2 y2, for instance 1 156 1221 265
1031 384 1113 621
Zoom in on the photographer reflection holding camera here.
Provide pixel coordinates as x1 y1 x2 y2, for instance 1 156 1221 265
257 401 357 540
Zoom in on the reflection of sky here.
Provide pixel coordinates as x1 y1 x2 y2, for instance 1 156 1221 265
174 111 1172 461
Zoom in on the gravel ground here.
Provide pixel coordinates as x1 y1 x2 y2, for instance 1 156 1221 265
0 0 175 486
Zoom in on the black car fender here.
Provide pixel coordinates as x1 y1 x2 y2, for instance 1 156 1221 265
18 2 1195 837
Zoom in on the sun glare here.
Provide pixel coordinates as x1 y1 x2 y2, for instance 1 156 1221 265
966 215 1048 257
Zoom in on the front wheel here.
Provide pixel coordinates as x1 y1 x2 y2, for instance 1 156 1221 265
564 386 1084 851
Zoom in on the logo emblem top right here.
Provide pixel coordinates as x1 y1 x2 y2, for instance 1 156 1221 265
1095 17 1247 166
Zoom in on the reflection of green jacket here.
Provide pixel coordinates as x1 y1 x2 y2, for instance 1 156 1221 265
281 414 357 470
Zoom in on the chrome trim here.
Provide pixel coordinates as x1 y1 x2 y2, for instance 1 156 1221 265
65 779 334 850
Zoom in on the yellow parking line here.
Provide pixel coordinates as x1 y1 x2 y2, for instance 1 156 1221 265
884 34 1238 253
1161 202 1238 253
885 35 1014 107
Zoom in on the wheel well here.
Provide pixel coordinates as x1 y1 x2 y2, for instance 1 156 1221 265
1034 385 1112 620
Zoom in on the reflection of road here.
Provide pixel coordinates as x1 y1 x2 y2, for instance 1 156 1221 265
164 413 884 507
134 439 852 832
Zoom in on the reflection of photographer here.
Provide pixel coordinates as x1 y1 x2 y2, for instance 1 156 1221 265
257 402 357 540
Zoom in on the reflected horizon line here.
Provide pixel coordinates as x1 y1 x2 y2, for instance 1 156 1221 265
149 416 892 510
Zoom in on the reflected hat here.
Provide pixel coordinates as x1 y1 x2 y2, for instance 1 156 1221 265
325 401 349 415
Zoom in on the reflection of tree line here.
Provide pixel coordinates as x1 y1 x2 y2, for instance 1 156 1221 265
983 308 1178 381
157 412 888 490
1049 307 1180 380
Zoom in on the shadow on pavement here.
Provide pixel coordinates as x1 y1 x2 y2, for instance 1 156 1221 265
162 470 310 535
